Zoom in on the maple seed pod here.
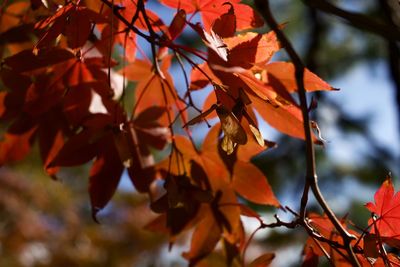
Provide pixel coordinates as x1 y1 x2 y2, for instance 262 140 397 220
216 106 247 154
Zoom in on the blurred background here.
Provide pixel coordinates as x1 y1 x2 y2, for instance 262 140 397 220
1 0 400 266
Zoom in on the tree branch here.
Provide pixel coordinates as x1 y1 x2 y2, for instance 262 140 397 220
254 1 360 266
302 0 400 42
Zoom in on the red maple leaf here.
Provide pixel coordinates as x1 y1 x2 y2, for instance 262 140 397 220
35 3 107 49
160 0 263 31
366 178 400 247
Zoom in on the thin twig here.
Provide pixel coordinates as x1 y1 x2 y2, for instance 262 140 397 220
372 214 390 267
137 0 162 76
242 225 264 266
310 236 333 265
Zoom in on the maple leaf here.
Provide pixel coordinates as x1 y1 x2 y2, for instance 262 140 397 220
0 129 36 167
189 62 220 91
185 16 332 144
0 68 31 121
304 213 365 266
211 3 236 38
37 111 68 177
365 178 400 248
0 2 31 34
123 56 186 126
0 1 374 265
2 48 75 73
231 160 279 206
47 109 133 219
113 124 157 193
166 9 187 40
262 62 337 92
182 207 223 265
112 107 170 194
224 31 280 69
150 174 213 235
197 71 324 144
163 124 278 206
35 3 107 49
132 106 170 150
155 126 271 261
248 253 275 267
89 136 124 220
114 0 166 31
160 0 263 31
97 0 167 62
203 28 229 62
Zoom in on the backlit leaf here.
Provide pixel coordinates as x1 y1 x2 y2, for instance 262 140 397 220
264 62 336 92
365 177 400 247
89 139 124 220
232 161 279 206
160 0 263 31
0 128 36 166
183 212 221 265
248 253 275 267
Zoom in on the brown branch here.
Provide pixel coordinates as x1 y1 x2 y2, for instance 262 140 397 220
254 1 360 266
310 236 333 265
378 0 400 164
100 0 209 62
260 213 364 257
302 0 400 42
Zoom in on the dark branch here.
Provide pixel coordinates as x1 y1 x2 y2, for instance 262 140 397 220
303 0 400 42
254 1 360 266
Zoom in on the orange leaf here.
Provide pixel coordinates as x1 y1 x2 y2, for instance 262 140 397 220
365 177 400 247
212 3 236 38
184 104 217 127
0 2 30 33
0 128 36 166
248 253 275 267
161 0 263 31
224 31 280 69
183 212 221 265
202 91 218 119
124 57 182 125
232 161 279 206
236 136 268 162
251 95 321 143
237 72 277 101
189 63 217 90
264 62 336 92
